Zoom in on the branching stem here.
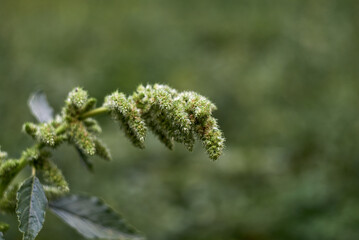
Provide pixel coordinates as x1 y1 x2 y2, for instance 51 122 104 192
79 107 109 119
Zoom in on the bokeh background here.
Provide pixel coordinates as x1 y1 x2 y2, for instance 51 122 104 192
1 0 359 239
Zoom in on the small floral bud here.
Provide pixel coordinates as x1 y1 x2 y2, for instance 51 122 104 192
75 146 93 172
0 159 20 180
23 122 38 138
68 122 96 156
23 122 62 147
38 123 56 146
94 139 112 161
63 87 95 118
132 84 153 113
195 116 225 160
104 91 147 149
35 158 69 196
66 87 88 109
180 91 217 119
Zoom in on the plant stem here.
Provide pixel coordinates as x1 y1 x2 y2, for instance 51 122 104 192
55 123 68 135
79 107 109 119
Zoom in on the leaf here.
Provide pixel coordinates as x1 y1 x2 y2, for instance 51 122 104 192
49 195 144 240
16 176 48 240
75 147 94 172
28 91 54 123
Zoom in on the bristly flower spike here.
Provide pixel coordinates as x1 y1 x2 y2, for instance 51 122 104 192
113 84 225 160
104 91 147 149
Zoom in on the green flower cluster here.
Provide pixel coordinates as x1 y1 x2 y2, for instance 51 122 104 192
64 87 97 117
33 156 69 198
107 84 225 160
23 122 64 147
63 88 111 160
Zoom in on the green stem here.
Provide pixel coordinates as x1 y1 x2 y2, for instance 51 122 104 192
55 123 68 135
79 107 109 119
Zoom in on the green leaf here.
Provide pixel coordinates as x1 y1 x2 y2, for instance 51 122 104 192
28 91 54 123
16 176 48 240
49 194 144 240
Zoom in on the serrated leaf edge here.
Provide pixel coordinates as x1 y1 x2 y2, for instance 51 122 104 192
16 176 48 240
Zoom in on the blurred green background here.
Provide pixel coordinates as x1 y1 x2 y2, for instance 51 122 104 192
1 0 359 239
